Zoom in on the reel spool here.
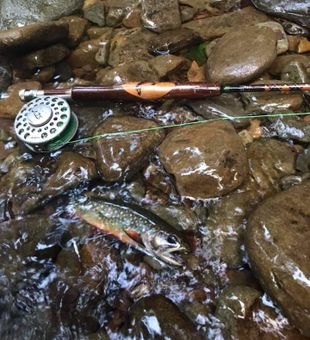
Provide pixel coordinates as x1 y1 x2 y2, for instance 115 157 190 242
14 96 78 153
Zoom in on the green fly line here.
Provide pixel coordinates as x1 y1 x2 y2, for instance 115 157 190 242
68 111 310 144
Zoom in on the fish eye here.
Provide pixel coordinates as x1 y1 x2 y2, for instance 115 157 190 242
167 235 178 244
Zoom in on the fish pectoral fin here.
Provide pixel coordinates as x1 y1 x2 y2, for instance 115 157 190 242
124 228 144 245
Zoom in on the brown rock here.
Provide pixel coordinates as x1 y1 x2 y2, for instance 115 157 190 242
96 61 159 85
246 181 310 336
297 37 310 54
0 81 41 118
141 0 182 33
93 116 164 182
87 27 114 39
0 21 69 54
149 28 202 55
158 121 248 199
206 26 277 84
122 8 141 28
151 55 188 79
183 7 269 40
58 16 88 47
83 0 105 26
68 39 102 69
33 65 56 83
269 54 310 76
15 43 71 70
247 139 296 197
180 5 197 23
108 28 154 67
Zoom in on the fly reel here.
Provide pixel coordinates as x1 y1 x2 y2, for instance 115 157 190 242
14 96 78 153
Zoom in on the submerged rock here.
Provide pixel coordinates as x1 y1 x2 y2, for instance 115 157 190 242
149 28 202 55
129 295 201 338
187 93 250 128
250 0 310 28
108 28 154 67
96 61 159 85
141 0 182 33
269 54 310 76
58 16 88 48
247 139 296 197
159 121 248 199
206 26 277 84
0 21 69 54
151 55 189 79
83 0 105 26
14 43 70 70
246 181 310 336
269 118 310 143
0 0 83 30
94 116 164 182
183 7 268 40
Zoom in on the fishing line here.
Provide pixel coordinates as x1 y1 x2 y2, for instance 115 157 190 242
68 111 310 144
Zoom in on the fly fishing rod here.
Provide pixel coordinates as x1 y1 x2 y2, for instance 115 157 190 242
18 81 310 102
8 81 310 153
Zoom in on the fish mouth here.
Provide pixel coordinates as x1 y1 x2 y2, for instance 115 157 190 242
151 245 188 267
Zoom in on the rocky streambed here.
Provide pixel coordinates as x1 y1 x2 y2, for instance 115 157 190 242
0 0 310 339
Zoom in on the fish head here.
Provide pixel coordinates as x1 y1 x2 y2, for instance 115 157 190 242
141 230 189 267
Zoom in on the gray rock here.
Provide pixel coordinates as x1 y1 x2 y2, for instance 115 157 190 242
269 54 310 76
141 0 182 33
83 0 105 26
0 21 69 54
206 26 277 84
0 0 83 30
250 0 310 28
296 147 310 173
281 61 310 83
269 118 310 143
246 181 310 336
183 7 269 40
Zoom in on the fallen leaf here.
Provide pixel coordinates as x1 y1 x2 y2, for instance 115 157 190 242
187 61 205 82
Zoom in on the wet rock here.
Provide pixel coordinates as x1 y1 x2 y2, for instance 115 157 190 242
216 285 261 334
0 58 12 91
183 7 268 40
58 16 88 48
206 26 277 85
159 121 248 199
15 44 71 70
203 190 259 268
95 29 114 66
241 80 304 114
281 61 310 83
94 116 164 182
129 295 201 339
68 39 103 69
256 21 288 55
246 181 310 336
0 81 41 118
187 93 249 129
141 0 181 33
33 66 56 83
83 0 105 26
53 62 73 82
247 139 296 197
0 0 83 30
296 147 310 173
250 0 310 28
122 7 142 28
151 55 189 79
96 61 159 85
41 152 97 199
108 28 154 67
279 174 310 191
149 28 202 55
106 7 126 27
87 26 114 40
297 37 310 53
0 22 69 54
269 118 310 143
269 54 310 76
180 5 197 23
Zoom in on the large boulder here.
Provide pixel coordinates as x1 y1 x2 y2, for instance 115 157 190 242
246 181 310 336
206 26 277 84
158 121 248 199
0 0 83 30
